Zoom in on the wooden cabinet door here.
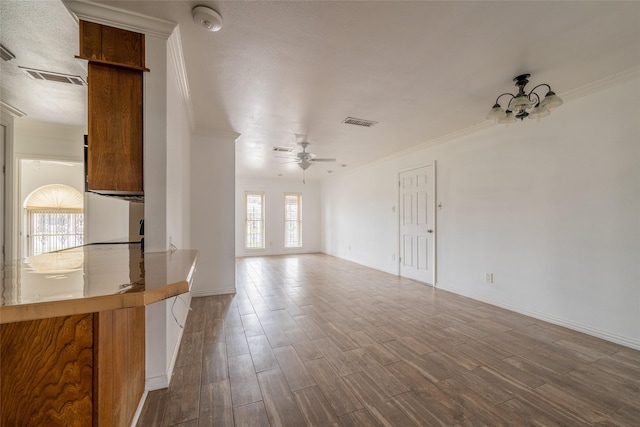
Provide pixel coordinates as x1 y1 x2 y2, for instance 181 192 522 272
80 21 145 69
87 63 143 194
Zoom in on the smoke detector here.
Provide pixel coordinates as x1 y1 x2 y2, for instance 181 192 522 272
192 6 223 32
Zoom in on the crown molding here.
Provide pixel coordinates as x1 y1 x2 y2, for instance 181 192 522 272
168 27 195 131
62 1 176 39
0 101 26 118
562 66 640 102
322 65 640 184
192 128 241 142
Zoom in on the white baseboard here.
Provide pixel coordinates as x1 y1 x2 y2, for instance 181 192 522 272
165 324 185 389
436 282 640 351
145 373 170 391
130 389 149 427
191 286 236 297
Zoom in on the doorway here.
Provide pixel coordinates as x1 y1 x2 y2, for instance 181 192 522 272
398 163 435 285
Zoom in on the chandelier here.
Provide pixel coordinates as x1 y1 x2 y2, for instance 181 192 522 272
486 74 563 124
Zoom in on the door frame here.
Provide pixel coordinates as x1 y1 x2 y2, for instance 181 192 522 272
0 107 19 261
397 162 437 286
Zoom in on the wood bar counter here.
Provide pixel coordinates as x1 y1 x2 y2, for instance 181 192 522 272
0 243 198 426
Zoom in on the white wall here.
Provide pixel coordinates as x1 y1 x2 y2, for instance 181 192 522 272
84 193 129 243
321 73 640 349
13 118 84 159
190 130 237 296
235 177 321 257
144 31 194 390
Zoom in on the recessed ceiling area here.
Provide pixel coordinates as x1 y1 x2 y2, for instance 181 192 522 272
3 1 640 180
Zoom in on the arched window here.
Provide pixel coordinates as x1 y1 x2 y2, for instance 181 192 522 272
24 184 84 256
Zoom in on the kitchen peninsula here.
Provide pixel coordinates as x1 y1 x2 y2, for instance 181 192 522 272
0 243 198 426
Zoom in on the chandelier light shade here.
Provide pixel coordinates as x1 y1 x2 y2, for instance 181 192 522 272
486 74 563 123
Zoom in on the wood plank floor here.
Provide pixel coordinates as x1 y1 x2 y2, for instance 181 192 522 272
138 254 640 426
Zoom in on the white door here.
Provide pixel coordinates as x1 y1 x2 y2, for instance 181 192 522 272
399 164 435 284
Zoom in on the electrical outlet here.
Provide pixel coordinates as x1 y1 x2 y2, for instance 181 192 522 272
486 273 494 283
392 254 396 261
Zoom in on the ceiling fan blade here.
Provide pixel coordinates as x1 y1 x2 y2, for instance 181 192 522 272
310 158 336 162
274 155 297 159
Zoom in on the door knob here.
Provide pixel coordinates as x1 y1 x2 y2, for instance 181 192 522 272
427 229 433 233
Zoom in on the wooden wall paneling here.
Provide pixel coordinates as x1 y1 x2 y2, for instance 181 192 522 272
0 315 94 426
87 63 144 193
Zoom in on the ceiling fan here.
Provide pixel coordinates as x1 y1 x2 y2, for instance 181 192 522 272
293 141 336 170
276 141 336 182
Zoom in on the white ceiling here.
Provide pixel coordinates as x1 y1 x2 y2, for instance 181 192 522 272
2 1 640 181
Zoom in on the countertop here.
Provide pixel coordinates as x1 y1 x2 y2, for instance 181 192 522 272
0 243 198 324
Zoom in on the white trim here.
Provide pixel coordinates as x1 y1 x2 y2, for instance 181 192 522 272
563 66 640 102
283 192 303 249
436 281 640 351
145 374 170 391
130 389 148 427
0 102 26 118
62 0 176 39
168 27 195 130
321 66 640 184
191 129 241 141
191 287 236 297
0 114 16 260
165 322 185 390
245 191 266 250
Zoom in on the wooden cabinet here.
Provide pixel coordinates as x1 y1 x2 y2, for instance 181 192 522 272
80 20 145 69
93 307 145 426
0 308 145 426
87 63 143 194
79 21 146 195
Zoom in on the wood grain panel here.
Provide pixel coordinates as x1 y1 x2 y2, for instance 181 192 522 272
93 306 145 426
0 315 93 426
87 62 143 194
101 25 144 68
79 20 102 61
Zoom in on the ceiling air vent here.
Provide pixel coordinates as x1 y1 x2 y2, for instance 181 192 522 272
272 146 295 152
342 117 378 127
0 44 15 62
20 67 86 86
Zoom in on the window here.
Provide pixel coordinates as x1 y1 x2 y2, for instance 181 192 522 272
245 192 265 249
284 193 302 248
25 184 84 256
